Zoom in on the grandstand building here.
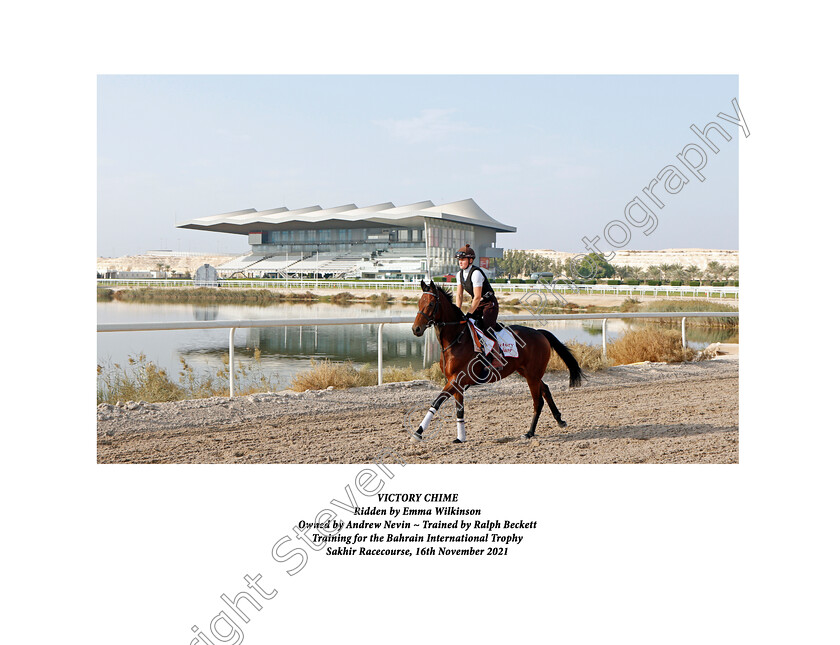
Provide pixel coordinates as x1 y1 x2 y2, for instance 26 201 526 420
176 198 515 279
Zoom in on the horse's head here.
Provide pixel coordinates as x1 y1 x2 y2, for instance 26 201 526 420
412 279 439 337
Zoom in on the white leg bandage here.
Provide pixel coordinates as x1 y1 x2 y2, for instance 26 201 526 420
419 408 436 432
456 420 466 443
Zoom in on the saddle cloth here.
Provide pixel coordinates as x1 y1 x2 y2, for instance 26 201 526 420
494 327 520 358
467 322 519 358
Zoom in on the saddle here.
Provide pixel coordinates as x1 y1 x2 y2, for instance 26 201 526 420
466 321 506 371
467 320 494 354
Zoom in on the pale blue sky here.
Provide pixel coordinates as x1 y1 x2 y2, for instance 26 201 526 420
97 75 739 257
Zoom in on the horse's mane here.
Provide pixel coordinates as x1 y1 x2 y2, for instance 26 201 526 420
434 284 464 319
436 284 454 305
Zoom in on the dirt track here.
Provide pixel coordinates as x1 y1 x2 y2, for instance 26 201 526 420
97 357 738 464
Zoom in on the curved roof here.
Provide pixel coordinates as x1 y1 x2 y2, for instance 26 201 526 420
177 198 516 234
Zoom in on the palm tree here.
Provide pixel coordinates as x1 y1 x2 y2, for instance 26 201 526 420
658 263 680 281
706 261 725 281
685 265 701 281
614 265 631 280
644 265 661 281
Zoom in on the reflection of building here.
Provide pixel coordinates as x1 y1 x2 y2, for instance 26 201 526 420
192 305 219 321
176 324 440 369
176 198 515 278
243 325 436 365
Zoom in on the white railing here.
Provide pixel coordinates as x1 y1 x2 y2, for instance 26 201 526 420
96 278 739 298
97 311 738 397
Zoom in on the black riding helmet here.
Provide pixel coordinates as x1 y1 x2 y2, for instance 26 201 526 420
455 244 476 260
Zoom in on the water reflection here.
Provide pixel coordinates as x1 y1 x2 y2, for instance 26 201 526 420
625 319 738 345
193 305 219 321
98 300 735 390
177 323 438 367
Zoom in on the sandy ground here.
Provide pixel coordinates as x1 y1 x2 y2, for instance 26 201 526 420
97 356 738 465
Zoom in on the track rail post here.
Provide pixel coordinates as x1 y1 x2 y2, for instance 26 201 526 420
229 327 236 397
378 323 385 385
602 318 608 359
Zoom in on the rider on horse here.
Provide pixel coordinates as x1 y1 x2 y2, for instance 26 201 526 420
455 244 504 371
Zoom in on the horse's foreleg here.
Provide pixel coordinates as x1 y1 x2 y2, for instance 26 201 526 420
453 391 466 444
411 385 457 442
541 381 567 428
523 377 544 439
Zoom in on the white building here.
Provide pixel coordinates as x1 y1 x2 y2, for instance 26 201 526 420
176 198 515 279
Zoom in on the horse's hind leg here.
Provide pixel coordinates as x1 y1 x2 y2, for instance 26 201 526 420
523 376 544 439
541 381 567 428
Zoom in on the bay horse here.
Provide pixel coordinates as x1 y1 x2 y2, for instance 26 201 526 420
411 279 582 443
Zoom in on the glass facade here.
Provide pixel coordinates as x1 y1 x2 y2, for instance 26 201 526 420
263 226 424 246
426 221 472 275
247 219 497 277
253 226 426 255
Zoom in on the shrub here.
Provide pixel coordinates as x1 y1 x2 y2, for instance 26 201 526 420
290 359 446 391
625 279 640 286
290 360 376 391
607 329 695 365
646 280 661 286
689 280 701 286
636 299 738 328
97 355 184 404
607 280 621 285
420 362 446 385
97 352 282 404
546 341 610 373
619 297 642 312
670 280 683 286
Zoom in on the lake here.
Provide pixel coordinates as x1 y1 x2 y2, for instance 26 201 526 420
97 301 726 391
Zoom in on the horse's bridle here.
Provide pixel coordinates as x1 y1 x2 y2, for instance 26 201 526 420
417 289 468 352
416 291 441 330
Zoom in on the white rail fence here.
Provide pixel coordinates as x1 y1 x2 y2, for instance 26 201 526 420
96 278 738 298
98 312 738 397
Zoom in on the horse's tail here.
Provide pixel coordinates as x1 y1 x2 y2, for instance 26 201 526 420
538 330 582 388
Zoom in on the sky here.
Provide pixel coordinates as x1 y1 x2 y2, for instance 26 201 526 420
98 75 739 257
